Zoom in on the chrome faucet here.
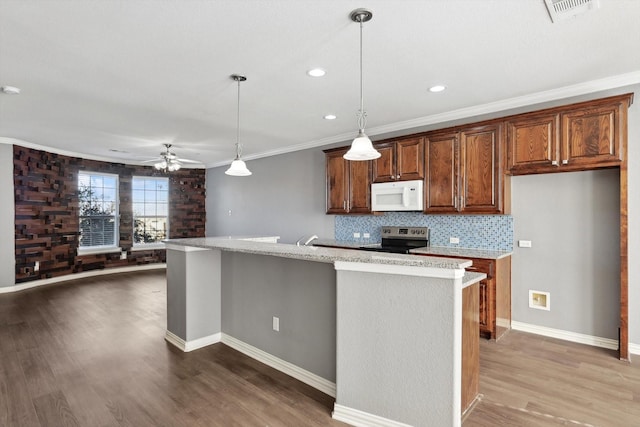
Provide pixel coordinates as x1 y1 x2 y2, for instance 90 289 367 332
296 235 318 246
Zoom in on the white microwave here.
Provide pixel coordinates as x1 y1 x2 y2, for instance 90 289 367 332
371 180 424 211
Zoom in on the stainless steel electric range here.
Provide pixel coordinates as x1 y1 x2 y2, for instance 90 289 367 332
359 226 430 254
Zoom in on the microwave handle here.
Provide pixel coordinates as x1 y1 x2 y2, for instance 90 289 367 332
402 186 410 207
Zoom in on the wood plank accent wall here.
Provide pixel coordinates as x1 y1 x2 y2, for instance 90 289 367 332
13 145 206 284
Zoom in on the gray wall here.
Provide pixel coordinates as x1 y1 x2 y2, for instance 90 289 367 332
206 147 334 244
0 144 15 287
511 169 620 339
221 252 336 381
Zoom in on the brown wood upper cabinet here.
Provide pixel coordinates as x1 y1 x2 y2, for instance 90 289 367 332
506 94 632 174
425 124 506 214
372 136 425 183
324 148 372 214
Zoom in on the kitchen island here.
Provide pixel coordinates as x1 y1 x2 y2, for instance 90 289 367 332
164 236 485 427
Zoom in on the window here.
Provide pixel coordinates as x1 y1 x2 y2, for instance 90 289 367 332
132 177 169 246
78 172 119 249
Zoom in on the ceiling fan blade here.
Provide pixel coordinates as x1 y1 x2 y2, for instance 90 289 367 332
140 158 163 163
176 158 202 164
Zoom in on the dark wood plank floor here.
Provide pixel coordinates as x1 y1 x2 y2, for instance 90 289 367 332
1 270 638 426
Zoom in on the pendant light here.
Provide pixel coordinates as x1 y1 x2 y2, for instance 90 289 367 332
225 74 252 176
343 8 381 161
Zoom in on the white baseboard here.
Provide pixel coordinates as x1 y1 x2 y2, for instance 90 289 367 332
221 333 336 398
511 321 618 350
164 330 221 352
629 343 640 355
0 263 166 294
332 404 413 427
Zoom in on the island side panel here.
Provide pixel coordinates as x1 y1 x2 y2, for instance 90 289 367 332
166 246 222 345
334 269 462 427
220 252 337 383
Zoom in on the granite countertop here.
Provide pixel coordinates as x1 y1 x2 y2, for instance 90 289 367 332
313 239 512 260
409 246 512 260
164 237 472 270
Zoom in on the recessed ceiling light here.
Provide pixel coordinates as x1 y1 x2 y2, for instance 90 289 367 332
429 85 446 93
1 86 21 95
324 114 337 120
307 68 326 77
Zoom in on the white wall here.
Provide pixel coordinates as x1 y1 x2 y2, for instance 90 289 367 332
0 144 15 287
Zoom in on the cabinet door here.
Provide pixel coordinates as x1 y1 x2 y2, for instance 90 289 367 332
424 132 458 213
325 150 349 214
396 136 425 181
478 280 488 330
348 160 372 213
561 102 623 167
506 114 560 174
460 124 502 214
372 142 396 183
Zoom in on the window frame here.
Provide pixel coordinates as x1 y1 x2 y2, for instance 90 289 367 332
131 176 169 250
77 171 121 255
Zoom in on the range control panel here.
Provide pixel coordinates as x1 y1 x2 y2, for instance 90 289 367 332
381 226 429 240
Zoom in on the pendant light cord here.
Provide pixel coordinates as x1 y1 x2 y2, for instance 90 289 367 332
235 78 242 160
357 16 367 131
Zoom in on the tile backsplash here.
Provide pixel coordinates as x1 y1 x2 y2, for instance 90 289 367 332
335 212 513 251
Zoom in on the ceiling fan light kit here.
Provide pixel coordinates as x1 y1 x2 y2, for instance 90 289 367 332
225 74 252 176
343 8 381 162
154 143 182 172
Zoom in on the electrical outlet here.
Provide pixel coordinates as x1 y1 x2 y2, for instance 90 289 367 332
518 240 532 248
363 232 370 239
449 237 460 244
272 316 280 332
353 232 361 239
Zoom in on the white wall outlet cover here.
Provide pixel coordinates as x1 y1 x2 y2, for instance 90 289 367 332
529 290 550 311
518 240 532 248
449 237 460 244
272 316 280 332
353 232 361 238
363 233 370 238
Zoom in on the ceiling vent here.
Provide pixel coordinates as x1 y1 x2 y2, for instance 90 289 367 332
544 0 600 22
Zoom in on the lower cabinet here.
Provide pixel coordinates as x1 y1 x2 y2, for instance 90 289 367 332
420 254 511 339
465 256 511 340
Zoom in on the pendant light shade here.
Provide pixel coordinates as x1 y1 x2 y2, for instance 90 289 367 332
344 8 380 162
225 74 252 176
226 158 251 176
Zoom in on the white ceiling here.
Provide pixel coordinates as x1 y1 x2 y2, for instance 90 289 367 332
1 0 640 168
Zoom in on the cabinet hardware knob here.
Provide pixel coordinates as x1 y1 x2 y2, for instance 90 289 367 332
562 159 569 165
396 174 401 179
551 160 558 166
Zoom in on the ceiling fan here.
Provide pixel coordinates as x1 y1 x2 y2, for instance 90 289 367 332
142 143 202 172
